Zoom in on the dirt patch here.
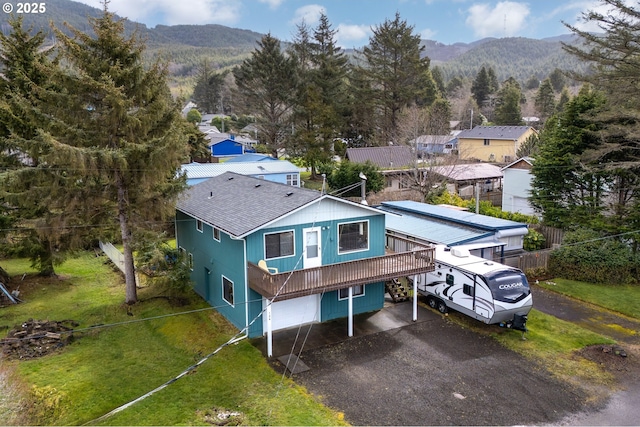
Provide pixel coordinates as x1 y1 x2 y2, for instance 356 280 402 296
0 319 78 360
577 344 640 380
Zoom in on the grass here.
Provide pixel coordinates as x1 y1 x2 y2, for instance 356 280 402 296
0 253 346 426
537 278 640 319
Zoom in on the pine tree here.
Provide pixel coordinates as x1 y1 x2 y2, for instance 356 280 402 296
37 5 188 302
494 79 524 126
361 12 433 144
471 66 491 106
232 34 298 157
534 78 556 122
0 17 68 275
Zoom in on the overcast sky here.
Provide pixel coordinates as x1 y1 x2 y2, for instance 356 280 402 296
72 0 612 47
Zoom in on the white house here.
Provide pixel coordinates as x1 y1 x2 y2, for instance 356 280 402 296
501 157 536 216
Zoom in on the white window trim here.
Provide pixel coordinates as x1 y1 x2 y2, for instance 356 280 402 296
188 252 194 271
263 229 296 260
337 219 370 255
338 285 365 301
196 219 203 233
213 227 221 241
222 275 234 307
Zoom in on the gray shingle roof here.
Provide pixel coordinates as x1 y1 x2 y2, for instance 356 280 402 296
346 146 415 169
176 172 322 237
456 126 533 140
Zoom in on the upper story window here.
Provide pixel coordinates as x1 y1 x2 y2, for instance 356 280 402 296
483 139 490 146
196 219 203 232
338 220 369 253
222 276 234 306
265 230 294 259
286 174 299 186
213 227 221 241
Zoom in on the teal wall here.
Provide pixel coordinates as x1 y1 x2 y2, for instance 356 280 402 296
321 282 385 321
176 211 247 331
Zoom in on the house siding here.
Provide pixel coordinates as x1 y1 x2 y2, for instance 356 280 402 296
176 210 248 331
458 128 536 162
502 168 535 215
321 282 385 321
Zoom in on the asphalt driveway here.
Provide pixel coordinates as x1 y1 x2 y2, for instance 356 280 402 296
256 287 639 426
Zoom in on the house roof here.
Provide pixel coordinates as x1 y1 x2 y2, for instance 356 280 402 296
411 135 455 145
206 133 257 146
177 172 381 238
177 172 322 237
456 126 534 140
224 153 278 163
501 157 534 171
346 146 415 169
180 160 300 180
430 163 503 181
380 200 527 232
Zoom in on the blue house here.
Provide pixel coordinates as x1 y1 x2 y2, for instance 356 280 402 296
175 173 433 355
206 134 257 159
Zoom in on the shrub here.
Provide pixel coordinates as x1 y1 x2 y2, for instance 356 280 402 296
524 229 546 251
549 229 639 284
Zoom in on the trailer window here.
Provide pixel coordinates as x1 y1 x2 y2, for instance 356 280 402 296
446 274 454 285
486 270 530 303
463 284 474 296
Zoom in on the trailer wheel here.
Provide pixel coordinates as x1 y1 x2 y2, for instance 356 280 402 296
427 297 438 309
436 299 448 314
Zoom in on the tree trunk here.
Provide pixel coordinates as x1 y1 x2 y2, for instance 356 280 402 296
117 172 137 305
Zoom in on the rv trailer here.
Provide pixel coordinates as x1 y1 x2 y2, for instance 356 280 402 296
413 245 532 331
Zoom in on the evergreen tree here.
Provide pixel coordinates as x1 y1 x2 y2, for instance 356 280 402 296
556 87 571 113
233 34 298 157
530 87 608 228
445 75 464 98
288 14 349 178
525 75 541 90
471 66 491 106
34 6 188 302
534 78 556 122
493 79 524 126
192 61 227 114
0 17 68 275
361 12 433 144
548 68 566 92
563 0 640 249
431 66 446 97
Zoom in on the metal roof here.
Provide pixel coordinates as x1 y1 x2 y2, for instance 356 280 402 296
430 163 503 181
380 200 527 232
456 126 534 140
180 161 300 180
177 172 322 238
346 146 415 169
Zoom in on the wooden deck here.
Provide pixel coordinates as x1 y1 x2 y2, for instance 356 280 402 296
248 248 435 301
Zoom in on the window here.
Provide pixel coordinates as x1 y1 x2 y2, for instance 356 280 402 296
196 219 203 232
338 221 369 253
265 231 294 259
463 284 474 296
222 276 234 305
213 227 220 241
446 274 454 285
339 285 364 300
286 174 299 186
188 253 194 271
483 139 490 146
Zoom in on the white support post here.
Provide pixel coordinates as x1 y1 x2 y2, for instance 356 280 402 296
413 278 418 322
266 301 273 357
348 286 354 337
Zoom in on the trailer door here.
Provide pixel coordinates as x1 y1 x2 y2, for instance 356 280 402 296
473 275 491 319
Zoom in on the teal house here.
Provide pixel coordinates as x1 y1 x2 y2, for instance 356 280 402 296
175 172 433 355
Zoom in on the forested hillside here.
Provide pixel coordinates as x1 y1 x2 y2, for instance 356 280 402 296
0 0 585 93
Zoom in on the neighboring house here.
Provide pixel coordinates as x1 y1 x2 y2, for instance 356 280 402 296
379 200 528 265
180 160 301 186
456 126 538 162
346 146 417 194
429 163 503 200
225 153 277 163
346 146 415 169
501 157 536 216
206 133 257 159
175 173 434 355
411 135 458 157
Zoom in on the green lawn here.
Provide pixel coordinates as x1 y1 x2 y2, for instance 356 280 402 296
0 254 346 426
537 278 640 319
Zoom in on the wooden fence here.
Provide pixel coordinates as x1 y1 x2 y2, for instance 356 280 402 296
530 224 565 249
518 249 553 272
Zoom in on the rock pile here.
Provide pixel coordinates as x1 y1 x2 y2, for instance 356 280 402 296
1 319 78 360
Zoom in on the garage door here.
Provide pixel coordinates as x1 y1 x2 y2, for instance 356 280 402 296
264 294 320 332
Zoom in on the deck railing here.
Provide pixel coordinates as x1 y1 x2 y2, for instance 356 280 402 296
248 248 434 301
